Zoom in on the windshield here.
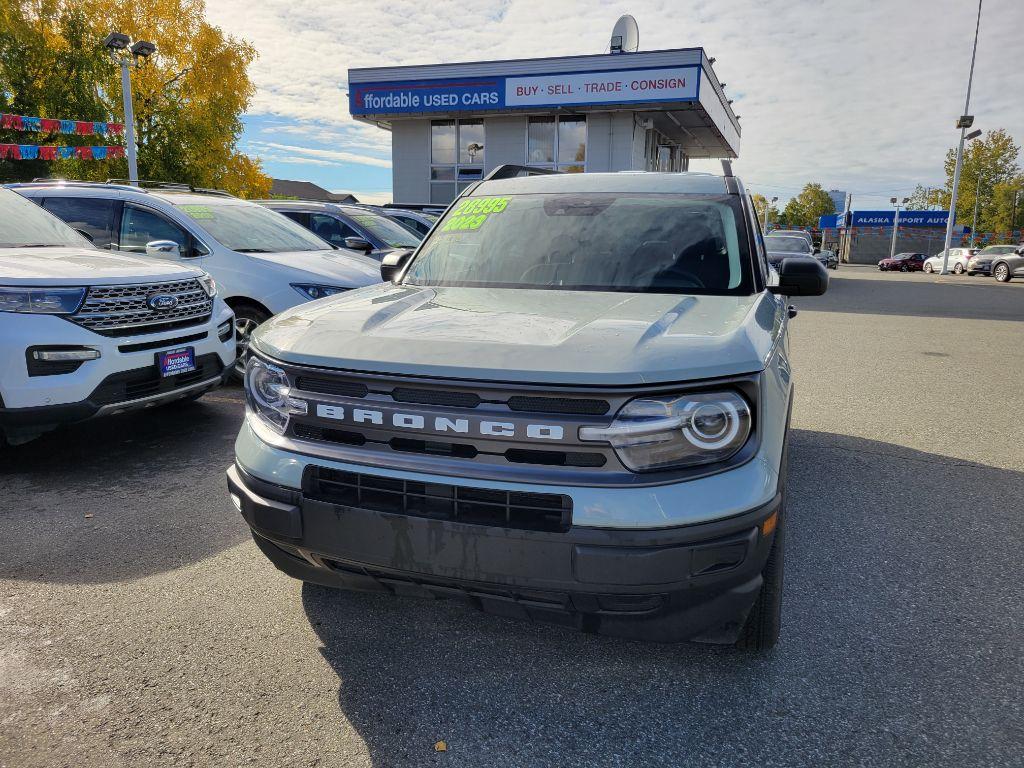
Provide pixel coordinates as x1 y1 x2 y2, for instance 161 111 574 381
764 236 811 254
404 193 753 295
982 246 1015 254
345 209 421 248
0 189 93 249
174 200 332 253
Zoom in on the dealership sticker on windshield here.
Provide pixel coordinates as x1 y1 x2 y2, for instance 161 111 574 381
440 196 509 232
179 204 214 219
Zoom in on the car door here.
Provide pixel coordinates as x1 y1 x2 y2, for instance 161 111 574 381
118 203 202 264
310 213 362 248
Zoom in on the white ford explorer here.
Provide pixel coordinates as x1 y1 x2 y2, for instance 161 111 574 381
0 188 235 446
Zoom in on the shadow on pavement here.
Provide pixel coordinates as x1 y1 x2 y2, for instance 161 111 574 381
0 390 249 584
302 429 1022 767
797 268 1024 322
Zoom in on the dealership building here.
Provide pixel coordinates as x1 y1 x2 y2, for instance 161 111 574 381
347 47 740 205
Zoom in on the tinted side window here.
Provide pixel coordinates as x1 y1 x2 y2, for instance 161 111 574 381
310 213 359 246
119 205 188 253
281 211 310 228
42 197 117 248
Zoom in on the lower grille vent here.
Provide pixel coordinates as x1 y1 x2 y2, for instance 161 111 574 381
304 466 571 533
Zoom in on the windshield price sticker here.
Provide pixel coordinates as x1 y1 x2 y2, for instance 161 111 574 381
179 204 214 219
441 197 509 232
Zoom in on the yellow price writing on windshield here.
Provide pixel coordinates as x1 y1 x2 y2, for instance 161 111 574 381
441 197 509 232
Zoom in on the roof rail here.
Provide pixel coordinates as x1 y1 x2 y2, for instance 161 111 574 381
6 179 142 193
483 164 563 181
105 179 235 197
382 203 446 213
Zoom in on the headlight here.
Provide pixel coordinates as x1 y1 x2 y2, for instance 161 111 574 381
197 273 217 297
0 286 86 314
244 357 307 434
580 391 752 472
291 283 349 301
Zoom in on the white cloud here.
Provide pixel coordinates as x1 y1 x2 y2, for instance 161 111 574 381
208 0 1024 207
248 140 392 169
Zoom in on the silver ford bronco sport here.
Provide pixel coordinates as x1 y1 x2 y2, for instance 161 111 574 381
227 165 828 650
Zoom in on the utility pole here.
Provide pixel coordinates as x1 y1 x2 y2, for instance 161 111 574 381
970 173 983 248
103 32 156 186
762 196 778 231
941 0 983 274
890 196 908 258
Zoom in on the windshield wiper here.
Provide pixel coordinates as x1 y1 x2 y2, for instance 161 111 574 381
13 243 63 248
234 247 272 253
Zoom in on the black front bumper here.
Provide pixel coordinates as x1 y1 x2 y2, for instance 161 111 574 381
0 354 228 437
227 463 780 644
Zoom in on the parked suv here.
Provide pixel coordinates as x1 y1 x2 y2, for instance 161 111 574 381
11 183 381 375
967 244 1018 276
226 167 829 650
990 244 1024 282
0 188 234 445
379 207 439 237
259 200 422 259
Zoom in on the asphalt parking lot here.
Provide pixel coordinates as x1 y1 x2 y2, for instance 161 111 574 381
2 265 1022 768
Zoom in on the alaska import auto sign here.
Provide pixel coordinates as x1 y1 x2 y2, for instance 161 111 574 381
349 66 700 115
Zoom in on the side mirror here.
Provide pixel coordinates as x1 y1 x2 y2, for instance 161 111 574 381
74 228 94 243
344 236 373 253
380 249 414 283
768 257 828 297
146 239 181 258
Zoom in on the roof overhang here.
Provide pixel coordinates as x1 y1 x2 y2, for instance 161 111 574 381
347 48 739 158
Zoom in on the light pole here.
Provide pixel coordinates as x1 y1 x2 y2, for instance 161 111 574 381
103 32 157 185
1011 190 1019 235
970 172 983 248
940 0 984 275
890 196 909 258
763 196 778 230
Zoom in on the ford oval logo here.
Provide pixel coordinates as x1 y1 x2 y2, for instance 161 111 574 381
147 293 179 311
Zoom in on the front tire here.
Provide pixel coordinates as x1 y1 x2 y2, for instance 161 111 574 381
735 510 784 652
231 304 271 380
953 263 964 275
900 264 909 272
994 263 1011 282
924 263 934 274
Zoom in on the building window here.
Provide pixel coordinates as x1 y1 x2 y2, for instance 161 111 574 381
528 115 586 172
430 119 484 204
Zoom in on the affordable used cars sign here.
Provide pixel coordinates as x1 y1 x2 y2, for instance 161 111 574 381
349 66 700 115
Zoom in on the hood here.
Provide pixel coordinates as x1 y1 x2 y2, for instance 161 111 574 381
248 249 381 287
0 246 204 285
251 285 784 386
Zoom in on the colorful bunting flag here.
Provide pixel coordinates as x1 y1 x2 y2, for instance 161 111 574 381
0 143 126 161
0 112 124 136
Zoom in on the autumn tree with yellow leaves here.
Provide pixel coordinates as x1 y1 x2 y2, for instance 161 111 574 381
0 0 270 197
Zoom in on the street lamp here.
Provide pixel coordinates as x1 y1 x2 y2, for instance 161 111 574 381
104 31 157 185
763 196 778 230
890 196 910 258
940 0 984 275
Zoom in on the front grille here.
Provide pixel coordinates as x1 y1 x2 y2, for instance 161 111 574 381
507 395 610 415
89 353 223 406
70 279 213 337
295 376 368 398
304 466 572 532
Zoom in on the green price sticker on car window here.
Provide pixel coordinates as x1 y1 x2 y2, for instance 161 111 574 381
441 197 509 232
179 204 214 220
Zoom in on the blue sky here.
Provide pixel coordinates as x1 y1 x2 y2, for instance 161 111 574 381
206 0 1024 209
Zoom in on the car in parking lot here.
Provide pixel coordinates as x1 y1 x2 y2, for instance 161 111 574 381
817 249 839 270
878 252 925 272
11 182 382 375
378 207 439 237
227 166 829 651
764 233 815 269
260 200 422 259
0 187 234 446
991 245 1024 282
967 245 1018 276
923 247 976 274
768 229 814 249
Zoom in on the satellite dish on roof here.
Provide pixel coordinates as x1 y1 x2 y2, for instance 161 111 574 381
610 15 639 54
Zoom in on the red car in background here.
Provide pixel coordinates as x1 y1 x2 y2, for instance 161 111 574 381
878 252 926 272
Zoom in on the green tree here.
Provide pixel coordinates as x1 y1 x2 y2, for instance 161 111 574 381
750 193 780 228
937 128 1020 234
777 183 835 228
0 0 270 197
990 180 1024 234
904 184 944 211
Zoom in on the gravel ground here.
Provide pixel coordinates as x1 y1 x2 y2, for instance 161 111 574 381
1 265 1022 767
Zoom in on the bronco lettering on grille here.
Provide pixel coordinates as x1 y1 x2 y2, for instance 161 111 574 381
315 403 565 441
